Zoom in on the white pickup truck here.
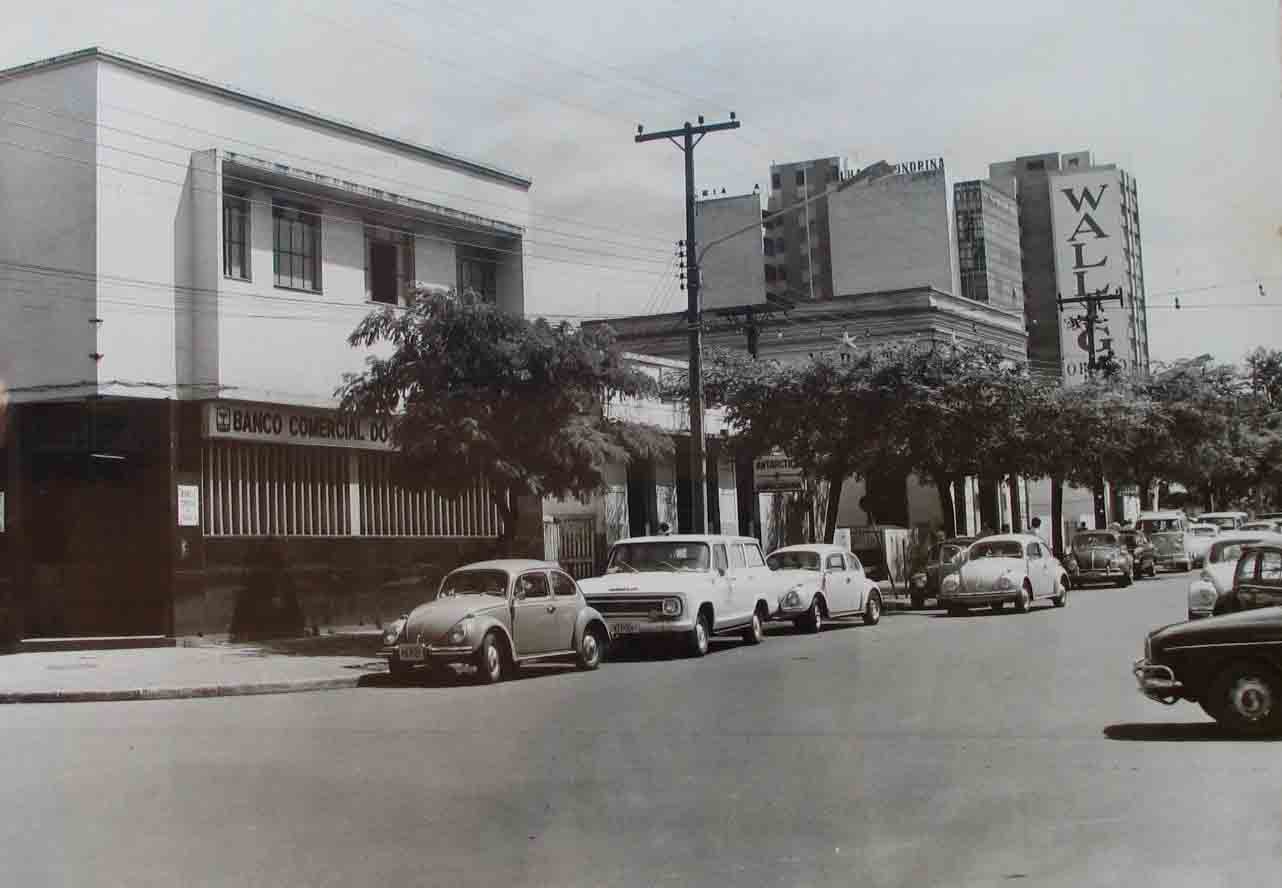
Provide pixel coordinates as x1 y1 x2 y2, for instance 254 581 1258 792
578 534 781 657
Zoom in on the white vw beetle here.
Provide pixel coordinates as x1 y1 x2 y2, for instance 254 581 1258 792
578 535 777 657
765 544 883 632
938 534 1070 615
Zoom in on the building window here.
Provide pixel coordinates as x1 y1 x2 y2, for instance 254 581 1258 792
366 227 415 305
222 193 251 281
457 253 498 304
273 203 321 292
827 164 839 183
795 170 806 187
1025 159 1045 171
763 238 775 256
765 265 776 283
771 172 781 190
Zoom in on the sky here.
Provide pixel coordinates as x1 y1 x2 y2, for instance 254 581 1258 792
5 0 1281 366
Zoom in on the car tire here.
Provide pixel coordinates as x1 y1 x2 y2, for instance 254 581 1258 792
1013 582 1031 613
1116 571 1132 588
800 597 823 633
910 595 925 610
863 592 882 626
577 625 606 670
946 605 966 617
741 607 766 645
475 631 506 684
990 601 1004 613
687 610 711 657
1052 577 1068 608
1207 662 1282 736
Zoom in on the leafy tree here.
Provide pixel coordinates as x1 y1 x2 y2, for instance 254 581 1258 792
337 290 672 545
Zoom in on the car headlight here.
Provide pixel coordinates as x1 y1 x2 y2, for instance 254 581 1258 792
1109 557 1124 569
661 597 683 617
992 575 1014 591
911 572 927 588
941 575 960 592
382 617 407 646
1188 584 1218 610
783 588 802 608
445 617 473 646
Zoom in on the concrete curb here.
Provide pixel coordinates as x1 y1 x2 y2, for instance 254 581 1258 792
0 675 364 704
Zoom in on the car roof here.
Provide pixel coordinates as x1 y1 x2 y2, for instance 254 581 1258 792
613 535 760 544
1211 531 1282 544
1189 523 1220 529
1200 511 1248 518
769 544 852 555
449 559 559 573
969 533 1041 545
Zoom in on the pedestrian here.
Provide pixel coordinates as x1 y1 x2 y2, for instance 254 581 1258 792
657 521 672 536
1000 523 1010 534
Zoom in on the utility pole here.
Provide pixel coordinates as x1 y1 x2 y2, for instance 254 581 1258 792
1059 285 1124 529
636 114 740 533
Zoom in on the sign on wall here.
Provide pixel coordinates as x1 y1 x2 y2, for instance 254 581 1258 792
204 402 396 451
754 451 804 492
1050 170 1137 385
177 484 200 527
892 157 944 175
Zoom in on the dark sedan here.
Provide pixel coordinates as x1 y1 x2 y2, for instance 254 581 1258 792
1210 541 1282 616
1119 530 1157 578
908 537 974 609
1066 531 1133 587
1134 606 1282 734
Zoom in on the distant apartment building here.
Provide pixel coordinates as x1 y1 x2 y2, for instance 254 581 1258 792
764 156 848 302
953 179 1024 313
989 151 1150 383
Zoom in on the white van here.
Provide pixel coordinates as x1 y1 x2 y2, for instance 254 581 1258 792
1135 510 1194 572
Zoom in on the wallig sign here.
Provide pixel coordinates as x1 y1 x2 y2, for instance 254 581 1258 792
892 157 945 175
205 403 395 451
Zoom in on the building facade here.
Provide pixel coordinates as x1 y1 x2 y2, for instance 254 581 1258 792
764 156 849 302
988 150 1150 383
0 48 535 640
953 179 1024 313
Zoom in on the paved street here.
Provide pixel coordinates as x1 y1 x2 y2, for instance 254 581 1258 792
3 572 1278 888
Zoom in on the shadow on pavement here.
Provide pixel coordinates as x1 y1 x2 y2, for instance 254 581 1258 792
763 620 863 638
1102 722 1281 742
930 605 1062 619
358 659 582 689
257 634 386 659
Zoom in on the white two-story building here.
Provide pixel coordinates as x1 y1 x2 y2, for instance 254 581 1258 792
0 48 534 640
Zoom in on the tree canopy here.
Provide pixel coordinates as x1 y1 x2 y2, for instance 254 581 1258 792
337 290 672 543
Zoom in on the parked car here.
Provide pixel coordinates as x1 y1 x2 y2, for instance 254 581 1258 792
908 537 974 609
1119 530 1157 578
1136 510 1194 572
1134 605 1282 735
1187 522 1221 567
1187 533 1282 619
765 544 884 632
938 534 1070 615
1065 530 1134 587
382 560 611 683
1240 519 1282 533
1197 511 1249 531
578 535 777 657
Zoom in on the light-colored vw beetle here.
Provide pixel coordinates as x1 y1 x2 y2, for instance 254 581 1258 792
382 559 611 683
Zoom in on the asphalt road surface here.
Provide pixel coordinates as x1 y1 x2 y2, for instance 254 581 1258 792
3 572 1278 888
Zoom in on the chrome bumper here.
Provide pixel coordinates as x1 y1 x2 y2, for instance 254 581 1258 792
1133 658 1183 703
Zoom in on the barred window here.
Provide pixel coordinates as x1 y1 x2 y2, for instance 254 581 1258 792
358 453 502 537
202 442 350 537
273 203 321 292
222 193 251 280
457 255 497 305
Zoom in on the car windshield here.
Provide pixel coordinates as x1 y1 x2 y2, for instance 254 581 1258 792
968 541 1024 559
438 570 509 598
1150 532 1183 552
767 550 821 570
1241 523 1274 531
1073 533 1116 547
1202 516 1239 529
1209 539 1264 564
607 541 711 573
1138 518 1183 533
1192 527 1218 537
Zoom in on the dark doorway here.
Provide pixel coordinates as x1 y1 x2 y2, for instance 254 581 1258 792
626 459 657 537
736 452 758 538
369 241 399 305
865 472 909 526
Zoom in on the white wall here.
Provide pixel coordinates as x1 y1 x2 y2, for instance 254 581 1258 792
0 61 100 400
695 193 766 311
829 169 954 296
12 56 530 407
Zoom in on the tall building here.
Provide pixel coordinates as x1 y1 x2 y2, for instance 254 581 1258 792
828 158 956 298
764 156 848 302
693 191 767 312
989 151 1150 383
953 180 1023 313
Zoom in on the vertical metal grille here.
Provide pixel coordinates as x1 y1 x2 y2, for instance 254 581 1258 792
356 452 502 537
203 442 351 537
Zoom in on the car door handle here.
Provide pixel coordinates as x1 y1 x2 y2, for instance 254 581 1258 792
546 605 556 613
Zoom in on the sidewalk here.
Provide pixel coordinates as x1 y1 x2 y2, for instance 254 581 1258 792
0 631 390 704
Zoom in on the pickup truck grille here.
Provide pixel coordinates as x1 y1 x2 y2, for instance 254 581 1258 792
587 596 667 618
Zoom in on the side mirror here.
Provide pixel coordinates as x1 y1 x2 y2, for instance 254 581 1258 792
717 567 727 577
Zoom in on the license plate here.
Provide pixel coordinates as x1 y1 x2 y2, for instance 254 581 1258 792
397 643 425 662
608 622 641 636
